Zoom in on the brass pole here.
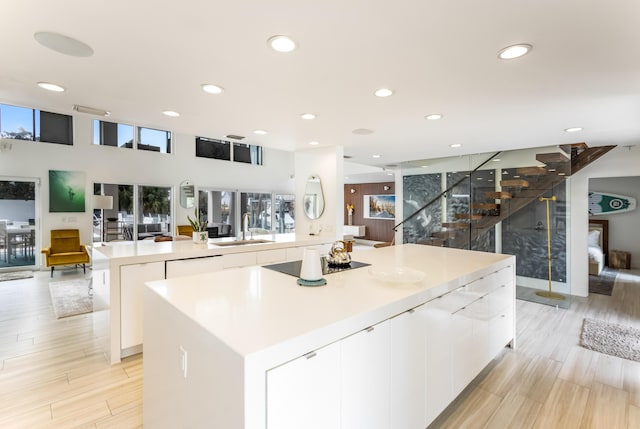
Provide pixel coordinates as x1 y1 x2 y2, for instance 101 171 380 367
536 195 565 300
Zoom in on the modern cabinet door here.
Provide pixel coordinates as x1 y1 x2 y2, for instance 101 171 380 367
341 320 391 429
488 282 515 356
165 256 223 279
120 261 165 349
221 252 257 269
267 342 340 429
390 306 427 429
256 248 287 265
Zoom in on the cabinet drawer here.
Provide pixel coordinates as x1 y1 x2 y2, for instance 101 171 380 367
495 266 513 287
435 289 480 313
222 252 257 269
257 249 287 265
464 274 497 295
487 284 513 317
166 256 223 279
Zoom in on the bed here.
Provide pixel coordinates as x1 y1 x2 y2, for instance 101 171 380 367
588 219 608 275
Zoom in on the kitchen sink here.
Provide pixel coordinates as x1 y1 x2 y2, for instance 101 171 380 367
213 239 273 246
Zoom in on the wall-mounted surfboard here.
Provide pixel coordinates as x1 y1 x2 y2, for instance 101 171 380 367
589 192 637 215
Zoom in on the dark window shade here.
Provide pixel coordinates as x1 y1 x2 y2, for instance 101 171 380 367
196 137 231 160
39 111 73 145
101 121 118 147
233 143 263 165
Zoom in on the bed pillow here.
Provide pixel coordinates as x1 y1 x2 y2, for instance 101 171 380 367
588 229 601 247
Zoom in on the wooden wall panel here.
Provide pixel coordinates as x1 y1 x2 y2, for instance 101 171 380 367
344 182 395 243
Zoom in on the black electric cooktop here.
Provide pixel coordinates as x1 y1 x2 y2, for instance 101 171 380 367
263 257 370 278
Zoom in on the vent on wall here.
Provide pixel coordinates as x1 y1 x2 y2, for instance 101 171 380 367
225 134 245 140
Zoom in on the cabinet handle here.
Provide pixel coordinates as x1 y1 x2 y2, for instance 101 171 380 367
366 327 374 333
304 352 317 359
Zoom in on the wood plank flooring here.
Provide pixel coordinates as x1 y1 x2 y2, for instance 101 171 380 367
1 268 639 428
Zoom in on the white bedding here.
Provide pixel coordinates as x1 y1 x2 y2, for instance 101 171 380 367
588 245 604 264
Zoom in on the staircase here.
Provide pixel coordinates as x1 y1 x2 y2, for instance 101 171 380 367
403 143 615 249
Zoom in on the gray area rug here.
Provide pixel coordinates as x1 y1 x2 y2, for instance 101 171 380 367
580 318 640 362
0 271 34 282
49 279 93 318
589 267 618 296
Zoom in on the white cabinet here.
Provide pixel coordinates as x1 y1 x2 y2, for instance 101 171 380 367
120 261 165 350
256 248 287 265
341 320 391 429
285 244 332 262
343 225 366 237
267 342 341 429
222 252 256 269
165 256 223 279
390 306 427 429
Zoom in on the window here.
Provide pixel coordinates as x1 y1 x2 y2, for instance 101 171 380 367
0 103 73 145
275 194 295 233
241 192 272 232
138 127 171 153
233 143 263 165
93 120 134 148
137 185 171 239
195 137 231 160
198 189 236 237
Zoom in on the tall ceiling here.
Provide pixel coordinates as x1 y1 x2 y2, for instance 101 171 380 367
1 0 639 168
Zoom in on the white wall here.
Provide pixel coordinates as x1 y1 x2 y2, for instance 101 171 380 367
294 146 344 241
589 176 640 269
570 146 640 296
0 114 295 266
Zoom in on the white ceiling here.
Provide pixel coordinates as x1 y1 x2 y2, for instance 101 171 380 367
1 0 639 169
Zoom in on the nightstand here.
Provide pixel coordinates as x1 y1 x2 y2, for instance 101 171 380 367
610 250 631 269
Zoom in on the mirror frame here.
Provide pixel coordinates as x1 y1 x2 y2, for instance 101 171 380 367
303 175 325 219
179 180 195 209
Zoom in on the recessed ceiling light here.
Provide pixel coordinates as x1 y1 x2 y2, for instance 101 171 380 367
162 110 180 117
34 32 93 57
202 84 224 94
549 168 556 172
498 43 532 60
492 158 501 162
374 88 393 97
503 171 509 174
514 175 521 178
300 113 316 120
387 173 393 176
558 172 566 176
268 35 296 53
425 114 442 120
372 154 381 158
564 127 583 132
450 143 462 148
254 129 268 135
421 165 428 168
37 82 65 92
309 141 319 145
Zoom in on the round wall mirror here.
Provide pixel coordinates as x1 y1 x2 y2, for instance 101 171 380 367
179 180 195 209
303 175 325 219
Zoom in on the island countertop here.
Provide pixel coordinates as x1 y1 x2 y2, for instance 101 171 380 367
145 243 514 364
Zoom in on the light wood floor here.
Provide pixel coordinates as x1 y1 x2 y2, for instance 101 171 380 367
1 269 639 428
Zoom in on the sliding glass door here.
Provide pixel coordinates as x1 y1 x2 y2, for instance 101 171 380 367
0 178 39 270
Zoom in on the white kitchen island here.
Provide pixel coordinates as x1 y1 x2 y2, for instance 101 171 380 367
143 244 515 429
91 233 333 364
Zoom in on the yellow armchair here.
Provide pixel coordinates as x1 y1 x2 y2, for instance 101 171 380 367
41 229 90 277
176 224 193 237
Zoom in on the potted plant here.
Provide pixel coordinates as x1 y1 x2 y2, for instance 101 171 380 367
187 207 208 244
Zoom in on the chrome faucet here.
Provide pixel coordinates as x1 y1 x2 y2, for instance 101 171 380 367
241 213 249 240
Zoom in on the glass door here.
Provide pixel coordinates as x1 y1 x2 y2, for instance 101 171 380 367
0 178 39 270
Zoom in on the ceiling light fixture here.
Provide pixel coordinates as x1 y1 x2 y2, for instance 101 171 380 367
352 128 374 135
564 127 583 132
73 104 110 117
498 43 533 60
300 113 316 120
372 154 381 158
37 82 65 92
309 141 319 145
268 35 296 53
254 129 268 135
425 114 442 120
492 158 501 162
202 84 224 94
162 110 180 117
374 88 393 97
450 143 462 148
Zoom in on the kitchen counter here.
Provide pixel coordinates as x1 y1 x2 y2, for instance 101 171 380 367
91 233 334 364
143 244 515 429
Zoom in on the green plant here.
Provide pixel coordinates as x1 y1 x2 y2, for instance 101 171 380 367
187 207 206 232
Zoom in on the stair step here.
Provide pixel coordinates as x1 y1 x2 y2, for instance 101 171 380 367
559 142 588 155
442 222 470 229
536 152 570 164
417 238 446 247
500 179 529 188
516 166 548 176
431 230 457 239
455 213 484 221
470 203 498 210
484 191 512 200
